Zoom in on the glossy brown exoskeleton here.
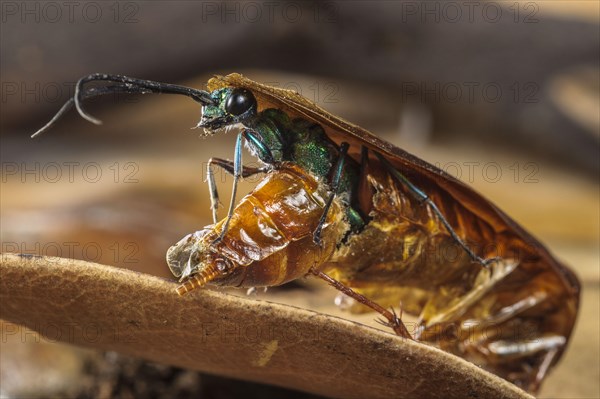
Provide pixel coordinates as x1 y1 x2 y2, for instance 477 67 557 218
35 73 580 394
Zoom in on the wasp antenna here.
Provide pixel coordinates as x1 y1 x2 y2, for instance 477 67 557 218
32 85 129 138
32 73 215 138
74 76 103 125
31 98 75 138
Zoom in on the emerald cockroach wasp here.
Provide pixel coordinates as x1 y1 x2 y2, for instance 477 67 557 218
33 73 580 393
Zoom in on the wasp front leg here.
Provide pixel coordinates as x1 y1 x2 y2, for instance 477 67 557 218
206 156 269 223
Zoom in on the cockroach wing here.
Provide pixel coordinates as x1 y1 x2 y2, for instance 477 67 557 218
208 73 580 385
209 73 578 288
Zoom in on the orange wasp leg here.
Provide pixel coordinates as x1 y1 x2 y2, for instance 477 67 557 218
309 267 412 339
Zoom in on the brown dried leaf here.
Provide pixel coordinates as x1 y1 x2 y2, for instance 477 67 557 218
0 253 532 399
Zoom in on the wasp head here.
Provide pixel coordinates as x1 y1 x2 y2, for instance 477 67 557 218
198 87 258 131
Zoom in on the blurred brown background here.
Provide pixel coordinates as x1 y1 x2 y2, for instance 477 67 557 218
1 1 598 398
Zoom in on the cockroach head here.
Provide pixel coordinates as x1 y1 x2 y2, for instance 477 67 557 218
166 229 237 289
197 87 257 133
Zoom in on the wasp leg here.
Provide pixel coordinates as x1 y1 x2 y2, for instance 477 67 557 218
313 142 350 245
213 129 276 243
374 152 499 268
206 157 269 224
310 267 412 339
212 133 243 243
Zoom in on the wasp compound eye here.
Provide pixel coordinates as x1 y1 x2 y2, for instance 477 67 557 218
225 88 257 116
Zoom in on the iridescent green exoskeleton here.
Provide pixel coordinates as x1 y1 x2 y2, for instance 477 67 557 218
33 73 580 394
198 86 365 241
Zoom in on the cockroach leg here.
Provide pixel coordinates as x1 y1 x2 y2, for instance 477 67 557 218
206 162 220 224
532 347 559 393
206 157 269 223
207 157 269 178
309 267 412 339
375 307 408 336
492 337 563 393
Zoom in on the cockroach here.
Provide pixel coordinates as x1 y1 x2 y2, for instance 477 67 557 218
33 73 580 393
